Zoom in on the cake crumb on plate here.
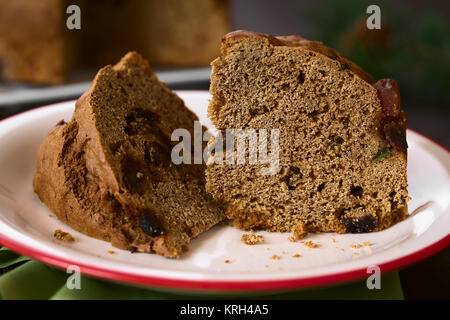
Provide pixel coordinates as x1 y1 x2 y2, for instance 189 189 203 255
302 240 321 248
241 232 264 245
54 229 74 242
288 221 308 242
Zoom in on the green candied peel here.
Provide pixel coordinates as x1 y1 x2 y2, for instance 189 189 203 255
372 147 391 162
219 219 235 227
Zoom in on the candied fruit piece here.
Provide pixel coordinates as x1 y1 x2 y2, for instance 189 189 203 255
383 122 408 152
374 79 401 118
372 146 392 162
342 214 378 233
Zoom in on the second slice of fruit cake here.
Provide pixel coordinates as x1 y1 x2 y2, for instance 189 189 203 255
206 30 409 234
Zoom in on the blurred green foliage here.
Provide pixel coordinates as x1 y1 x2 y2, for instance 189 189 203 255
307 0 450 109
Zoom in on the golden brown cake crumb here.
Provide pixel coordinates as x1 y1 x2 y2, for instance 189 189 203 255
54 230 74 242
302 240 321 248
108 250 116 254
350 243 363 249
224 259 232 264
292 254 301 258
269 254 280 260
363 241 372 246
291 221 308 241
241 232 264 245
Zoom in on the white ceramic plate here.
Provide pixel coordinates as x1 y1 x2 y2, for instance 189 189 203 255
0 91 449 293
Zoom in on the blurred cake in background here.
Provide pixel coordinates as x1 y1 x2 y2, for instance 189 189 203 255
140 0 230 66
0 0 78 85
0 0 229 85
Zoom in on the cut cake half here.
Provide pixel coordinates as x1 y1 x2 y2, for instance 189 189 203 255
34 52 225 257
206 30 408 234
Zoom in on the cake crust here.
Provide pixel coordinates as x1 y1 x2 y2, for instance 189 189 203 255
222 30 374 84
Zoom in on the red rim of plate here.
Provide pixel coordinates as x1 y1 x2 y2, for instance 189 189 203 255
0 232 448 292
0 102 449 292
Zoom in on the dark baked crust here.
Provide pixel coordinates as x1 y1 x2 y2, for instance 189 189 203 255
222 30 374 84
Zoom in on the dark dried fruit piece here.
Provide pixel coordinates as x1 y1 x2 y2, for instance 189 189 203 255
125 108 160 136
129 246 137 253
372 147 391 162
317 183 325 192
373 79 408 153
56 120 67 127
383 122 408 152
350 185 363 197
121 156 144 194
374 79 401 117
329 135 344 147
139 211 165 237
340 63 350 70
144 140 170 167
285 166 303 190
249 105 270 116
342 214 378 233
298 71 305 84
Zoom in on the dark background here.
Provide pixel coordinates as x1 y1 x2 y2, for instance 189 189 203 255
0 0 449 299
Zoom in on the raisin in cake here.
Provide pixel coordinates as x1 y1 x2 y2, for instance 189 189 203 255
206 30 408 234
34 52 225 257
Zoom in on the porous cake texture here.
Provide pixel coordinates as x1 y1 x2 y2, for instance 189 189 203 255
34 52 225 257
206 30 409 234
